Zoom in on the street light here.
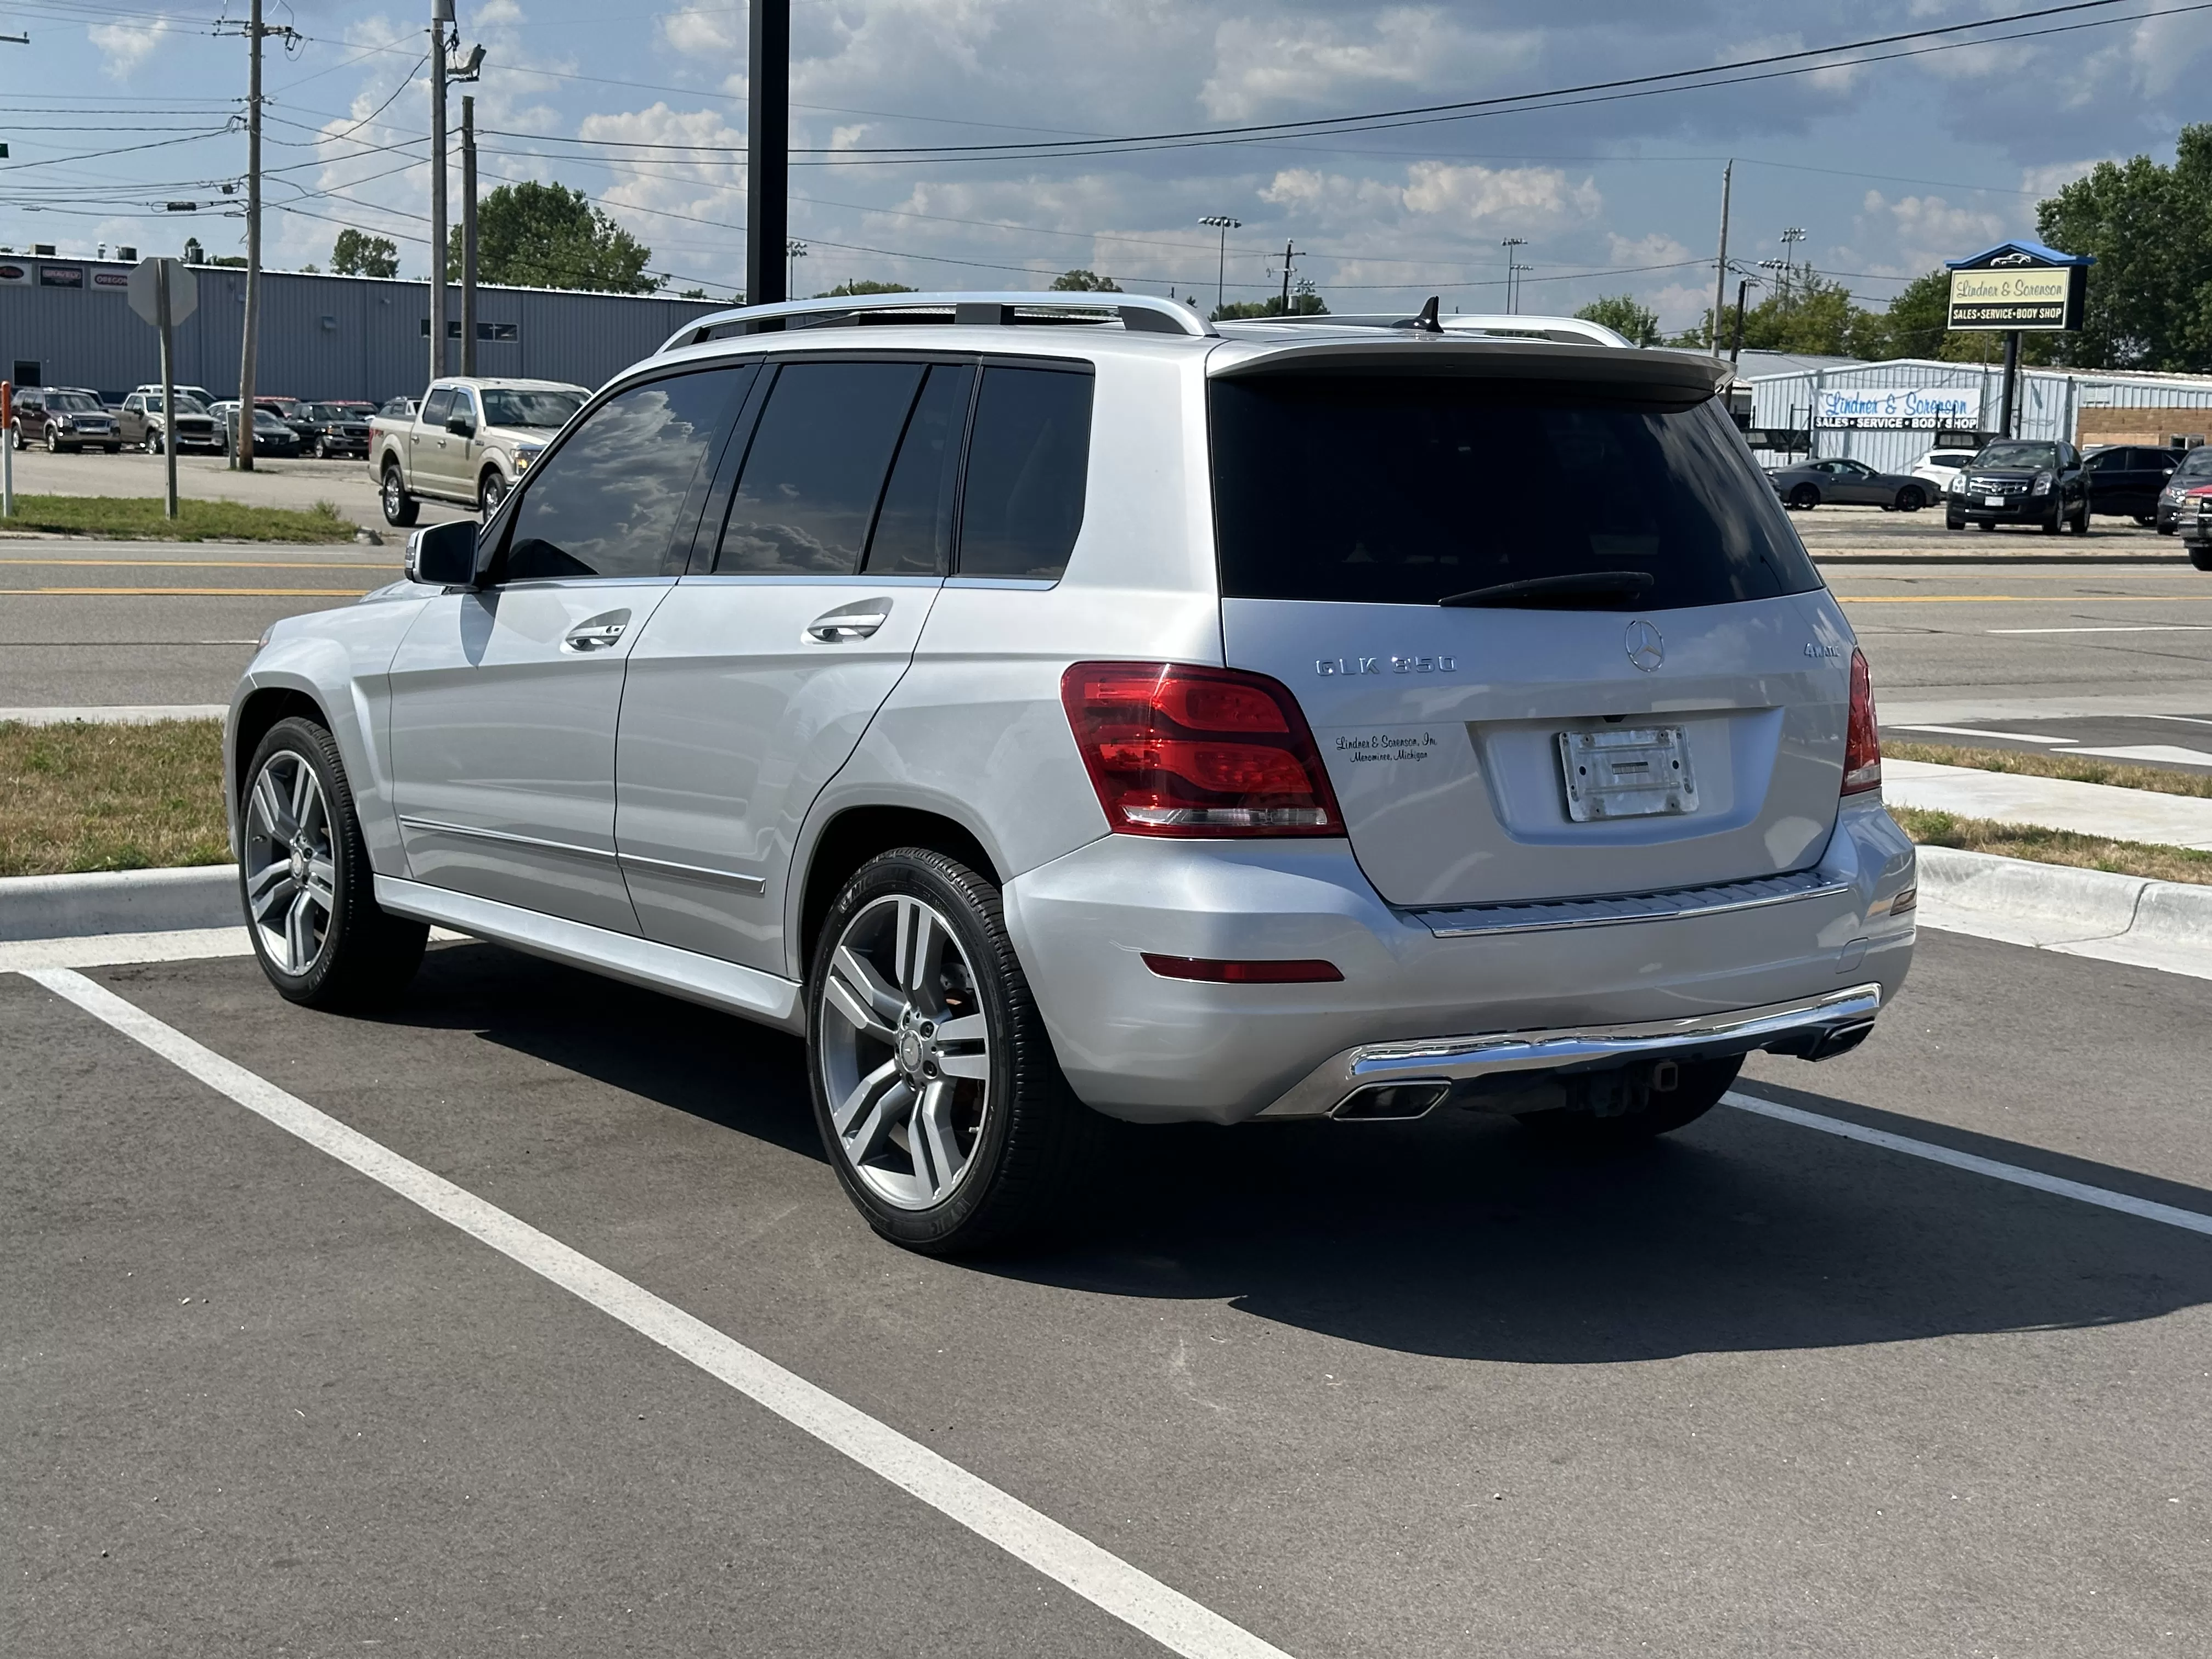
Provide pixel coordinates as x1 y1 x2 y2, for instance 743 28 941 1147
786 239 808 296
1499 236 1527 314
1198 216 1240 315
1780 227 1806 305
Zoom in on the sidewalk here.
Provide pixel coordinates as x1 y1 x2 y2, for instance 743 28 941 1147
1885 758 2212 850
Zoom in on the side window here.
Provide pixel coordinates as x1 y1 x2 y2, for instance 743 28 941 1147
453 389 478 432
956 365 1093 580
420 386 454 428
501 369 745 583
715 360 925 575
865 364 974 575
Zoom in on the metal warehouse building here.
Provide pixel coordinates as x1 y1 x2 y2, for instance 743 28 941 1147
0 255 723 405
1744 355 2212 472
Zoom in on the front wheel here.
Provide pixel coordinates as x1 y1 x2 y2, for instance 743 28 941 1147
2042 500 2064 535
44 428 60 453
1787 484 1819 511
807 848 1097 1254
1514 1056 1743 1150
1945 511 1965 530
240 716 427 1009
146 428 164 454
478 468 508 516
2071 500 2092 537
380 466 419 527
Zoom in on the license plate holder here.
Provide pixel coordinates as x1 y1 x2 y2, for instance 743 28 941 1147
1559 726 1697 822
1984 495 2007 507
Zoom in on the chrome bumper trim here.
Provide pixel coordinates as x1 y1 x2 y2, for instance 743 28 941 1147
1411 869 1850 938
1255 983 1884 1120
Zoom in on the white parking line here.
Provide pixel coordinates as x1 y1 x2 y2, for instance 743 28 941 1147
20 966 1294 1659
1985 625 2212 635
1723 1092 2212 1237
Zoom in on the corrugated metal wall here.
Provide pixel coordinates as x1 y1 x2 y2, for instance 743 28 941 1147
0 259 723 403
1747 357 2212 471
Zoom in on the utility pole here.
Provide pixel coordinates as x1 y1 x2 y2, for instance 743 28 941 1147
1730 276 1754 368
1276 240 1301 314
234 0 269 471
1999 329 2022 438
1709 159 1733 357
461 94 477 375
1500 237 1527 314
429 0 451 386
1199 216 1240 317
746 0 790 307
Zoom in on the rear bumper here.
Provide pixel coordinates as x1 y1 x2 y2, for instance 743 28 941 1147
1002 795 1916 1124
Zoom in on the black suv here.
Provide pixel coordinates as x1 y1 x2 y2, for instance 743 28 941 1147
2082 444 2178 524
292 400 375 459
1945 439 2089 535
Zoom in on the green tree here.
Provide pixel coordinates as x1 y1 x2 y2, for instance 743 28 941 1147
1210 280 1328 320
815 279 916 297
1049 268 1121 292
2036 126 2212 370
330 229 399 279
445 182 654 294
1573 294 1660 345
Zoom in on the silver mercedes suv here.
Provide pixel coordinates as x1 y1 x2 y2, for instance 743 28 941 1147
224 291 1916 1252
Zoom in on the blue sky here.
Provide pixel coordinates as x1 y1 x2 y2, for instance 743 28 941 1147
5 0 2206 328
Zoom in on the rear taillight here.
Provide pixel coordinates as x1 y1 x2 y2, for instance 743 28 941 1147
1060 662 1345 837
1842 647 1881 795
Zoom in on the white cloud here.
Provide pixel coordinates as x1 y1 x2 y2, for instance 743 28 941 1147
88 16 169 78
2019 158 2108 199
1858 190 2010 274
1200 8 1535 121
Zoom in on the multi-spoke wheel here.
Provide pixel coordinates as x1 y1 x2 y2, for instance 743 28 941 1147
806 848 1099 1253
239 716 427 1008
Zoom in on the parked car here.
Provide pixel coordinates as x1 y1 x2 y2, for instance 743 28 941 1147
131 382 217 412
371 376 587 522
1908 448 1980 494
1943 439 2090 534
119 389 222 453
294 400 375 459
210 400 302 458
2155 446 2212 532
2081 444 2177 524
377 395 418 420
7 386 48 449
29 387 121 452
224 291 1915 1252
2175 484 2212 569
1766 456 1933 511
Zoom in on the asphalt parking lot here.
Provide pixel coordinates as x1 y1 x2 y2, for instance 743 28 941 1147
7 926 2209 1656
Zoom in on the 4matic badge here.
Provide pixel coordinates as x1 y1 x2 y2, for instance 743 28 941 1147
1316 654 1458 676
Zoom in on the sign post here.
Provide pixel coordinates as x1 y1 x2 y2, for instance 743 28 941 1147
2 381 13 519
126 256 199 520
1944 241 2093 441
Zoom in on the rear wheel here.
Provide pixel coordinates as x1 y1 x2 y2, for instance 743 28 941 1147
806 848 1098 1254
1514 1056 1743 1149
240 715 427 1009
1788 484 1819 510
380 465 419 527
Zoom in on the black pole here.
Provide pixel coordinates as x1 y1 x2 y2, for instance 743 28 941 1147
1998 330 2021 438
461 95 477 376
746 0 789 308
1729 278 1750 368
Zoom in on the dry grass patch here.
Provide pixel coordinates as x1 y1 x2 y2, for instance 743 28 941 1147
0 719 228 877
1888 741 2212 799
1892 805 2212 887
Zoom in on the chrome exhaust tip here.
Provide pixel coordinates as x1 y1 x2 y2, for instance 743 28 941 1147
1331 1080 1451 1121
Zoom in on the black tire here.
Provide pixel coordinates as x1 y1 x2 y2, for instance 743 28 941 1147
2135 515 2156 527
1787 484 1819 511
2071 500 2091 537
1514 1055 1743 1150
1945 511 1965 530
2191 546 2212 572
1895 486 1925 512
1979 520 1997 531
2041 499 2064 535
239 715 427 1010
43 427 59 453
314 436 329 459
146 427 163 454
103 444 120 455
380 465 419 527
805 848 1100 1254
478 468 508 516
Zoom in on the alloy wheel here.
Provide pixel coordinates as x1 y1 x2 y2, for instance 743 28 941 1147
817 893 992 1210
242 749 337 976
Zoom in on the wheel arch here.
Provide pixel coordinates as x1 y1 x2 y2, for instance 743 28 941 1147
794 804 1001 982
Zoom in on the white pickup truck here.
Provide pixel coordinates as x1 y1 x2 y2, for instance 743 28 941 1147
370 376 588 524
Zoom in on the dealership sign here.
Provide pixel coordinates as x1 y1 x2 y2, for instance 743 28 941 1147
1945 240 2090 331
1815 387 1980 430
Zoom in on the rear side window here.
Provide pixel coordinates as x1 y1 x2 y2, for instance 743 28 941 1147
1209 375 1819 610
957 365 1092 580
717 361 926 575
866 363 974 575
501 368 744 582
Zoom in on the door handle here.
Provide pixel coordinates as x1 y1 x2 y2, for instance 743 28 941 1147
805 598 891 643
562 610 631 652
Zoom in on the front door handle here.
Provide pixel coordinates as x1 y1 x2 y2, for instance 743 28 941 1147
805 597 891 642
563 610 631 652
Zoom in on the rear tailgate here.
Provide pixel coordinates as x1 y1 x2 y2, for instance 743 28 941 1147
1208 346 1851 909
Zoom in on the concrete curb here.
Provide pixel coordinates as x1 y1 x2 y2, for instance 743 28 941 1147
0 865 238 943
1915 844 2212 971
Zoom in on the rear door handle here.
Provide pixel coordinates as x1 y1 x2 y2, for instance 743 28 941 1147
563 610 631 652
805 598 891 642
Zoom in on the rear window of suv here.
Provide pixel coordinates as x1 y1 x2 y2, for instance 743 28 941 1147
1210 374 1819 609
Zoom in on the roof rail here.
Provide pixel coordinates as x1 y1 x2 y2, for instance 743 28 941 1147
1254 311 1634 348
660 290 1217 354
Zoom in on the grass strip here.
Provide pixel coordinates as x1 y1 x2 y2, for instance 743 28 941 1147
0 494 356 543
1888 741 2212 799
0 719 229 877
1892 805 2212 887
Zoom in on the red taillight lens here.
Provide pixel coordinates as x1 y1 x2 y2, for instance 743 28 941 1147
1061 662 1345 837
1842 647 1881 794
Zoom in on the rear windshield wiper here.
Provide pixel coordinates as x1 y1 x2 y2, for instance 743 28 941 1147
1436 571 1656 609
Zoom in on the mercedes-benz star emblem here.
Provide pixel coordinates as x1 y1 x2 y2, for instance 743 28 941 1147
1624 619 1664 673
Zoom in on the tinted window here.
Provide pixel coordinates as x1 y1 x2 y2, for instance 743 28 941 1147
1211 375 1819 610
1929 452 1974 467
420 386 454 428
1977 442 2058 469
482 388 583 428
865 364 973 575
2179 449 2212 478
502 370 743 582
957 365 1092 579
716 361 924 575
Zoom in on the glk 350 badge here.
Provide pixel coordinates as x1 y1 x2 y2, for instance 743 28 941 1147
1316 654 1458 675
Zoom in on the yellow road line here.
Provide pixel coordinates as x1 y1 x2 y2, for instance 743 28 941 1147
0 586 376 596
1837 593 2212 603
0 558 392 569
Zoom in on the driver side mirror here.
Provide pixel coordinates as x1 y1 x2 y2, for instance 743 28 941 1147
447 414 476 438
406 520 478 588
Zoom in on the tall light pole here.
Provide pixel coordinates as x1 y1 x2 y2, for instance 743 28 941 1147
1199 215 1240 316
1499 237 1526 314
1780 227 1807 307
786 239 807 296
